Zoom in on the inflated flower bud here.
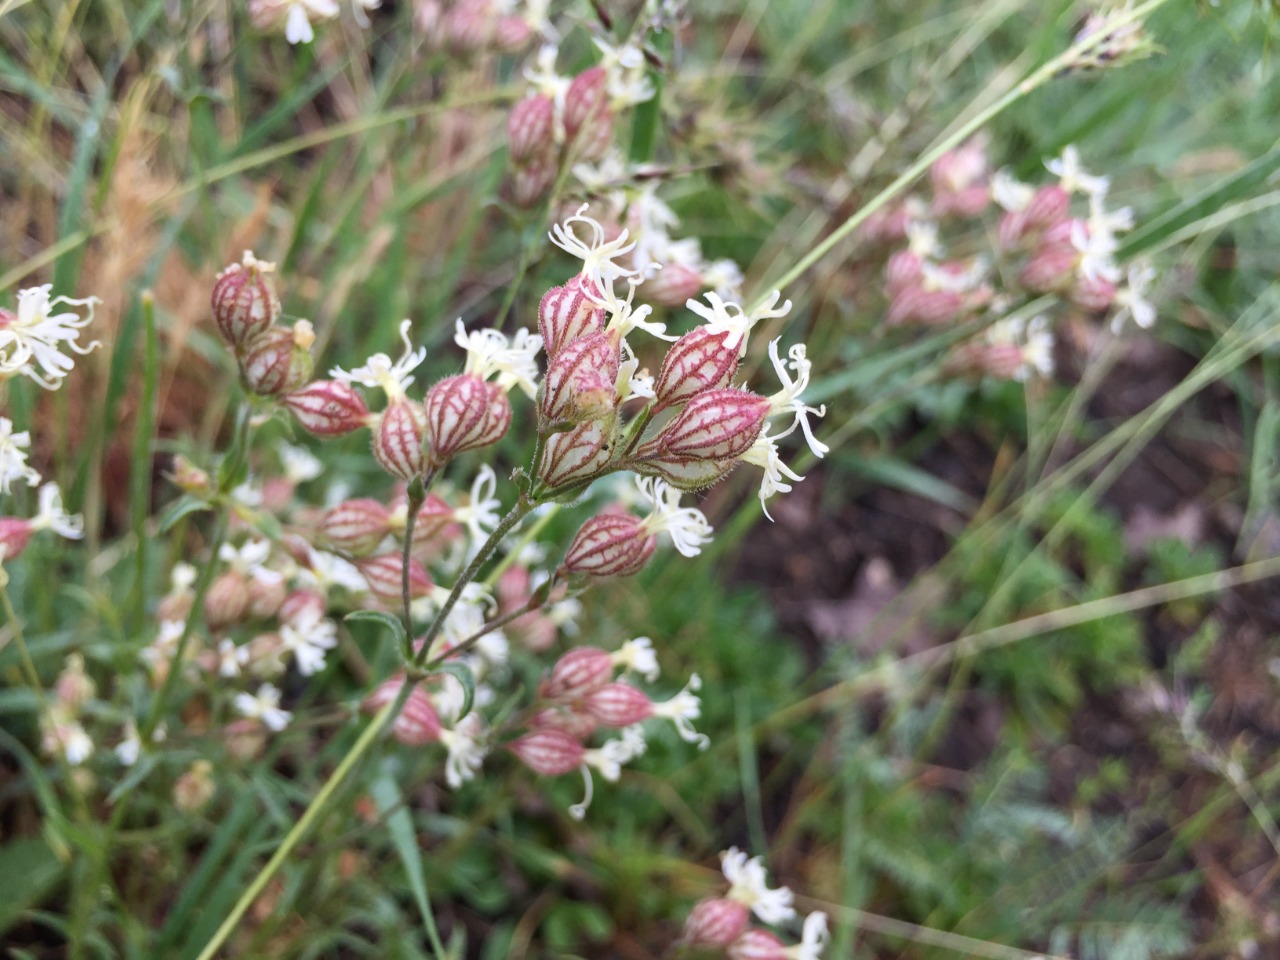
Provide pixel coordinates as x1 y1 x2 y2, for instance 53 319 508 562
645 263 704 308
240 321 315 397
508 94 555 165
510 161 557 208
885 250 924 297
246 576 287 620
583 682 652 727
322 498 394 556
173 760 216 814
726 929 789 960
364 676 442 745
211 251 280 348
563 67 612 161
561 512 655 577
1019 244 1079 294
1070 273 1117 312
542 646 615 699
539 278 605 359
530 705 600 740
653 328 741 412
683 898 750 948
170 455 212 497
538 419 615 489
280 589 327 626
54 655 95 712
284 380 371 437
372 398 427 480
356 553 433 607
1024 185 1072 231
641 388 769 463
632 455 736 491
205 573 249 629
424 374 511 466
508 728 586 776
886 287 966 326
0 518 35 561
494 13 532 50
540 332 619 425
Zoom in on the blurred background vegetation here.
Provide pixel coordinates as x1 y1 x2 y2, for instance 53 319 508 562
2 0 1280 958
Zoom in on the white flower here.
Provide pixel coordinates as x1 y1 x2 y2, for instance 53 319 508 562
991 169 1034 212
44 719 93 765
0 418 40 494
1069 219 1121 284
281 0 339 43
921 258 988 293
602 279 672 342
651 673 709 748
570 724 647 819
594 37 655 109
702 259 745 301
170 562 198 593
451 465 502 554
611 636 659 682
219 539 284 586
455 320 543 398
439 713 488 788
549 204 639 294
29 483 84 539
791 911 830 960
279 443 323 484
766 340 828 459
1111 263 1157 331
299 548 369 595
279 610 338 676
687 290 792 359
740 429 806 520
142 619 186 671
331 319 426 401
987 314 1055 381
905 220 942 258
1045 145 1109 198
635 476 713 557
721 847 796 924
216 639 250 678
0 285 101 390
235 683 292 731
617 346 656 402
525 43 571 115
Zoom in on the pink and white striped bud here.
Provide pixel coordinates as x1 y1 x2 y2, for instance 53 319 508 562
561 512 655 578
508 727 587 776
886 287 966 326
356 553 433 607
364 676 442 745
284 380 371 437
683 898 751 948
949 342 1026 381
0 518 35 561
239 322 314 397
1070 273 1117 312
205 572 249 629
540 331 619 425
885 250 924 297
641 388 770 463
424 374 511 466
494 13 532 50
372 398 427 480
653 328 741 412
583 682 652 727
563 67 612 160
322 498 394 556
1019 243 1079 293
246 576 287 620
510 161 557 208
537 420 614 489
539 278 605 359
211 251 280 348
645 263 705 308
508 94 555 165
280 588 327 626
1025 184 1072 231
727 929 789 960
542 646 615 699
530 705 600 740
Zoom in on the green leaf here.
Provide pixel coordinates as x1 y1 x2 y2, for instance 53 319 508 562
105 752 161 805
370 764 446 955
345 610 408 647
434 662 476 720
157 495 212 533
0 837 64 937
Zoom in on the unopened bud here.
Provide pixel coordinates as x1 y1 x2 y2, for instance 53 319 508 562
170 455 212 497
508 728 586 776
542 646 615 699
322 498 394 556
640 388 769 463
424 374 511 466
240 322 314 397
372 398 427 480
644 263 704 308
563 67 612 161
211 251 280 348
280 589 327 626
539 278 605 359
561 512 655 577
205 572 249 629
508 94 555 165
356 553 433 607
683 898 750 948
530 705 600 739
284 380 371 437
885 250 924 297
653 328 741 412
494 13 532 50
510 161 557 208
173 760 216 813
246 576 287 620
1070 273 1117 312
1019 244 1079 294
886 287 965 326
537 419 615 489
726 929 789 960
540 331 619 425
0 518 35 561
583 682 652 727
365 675 442 745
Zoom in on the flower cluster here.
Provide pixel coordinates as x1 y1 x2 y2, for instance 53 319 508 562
249 0 381 45
682 847 829 960
865 142 1156 383
415 0 549 55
